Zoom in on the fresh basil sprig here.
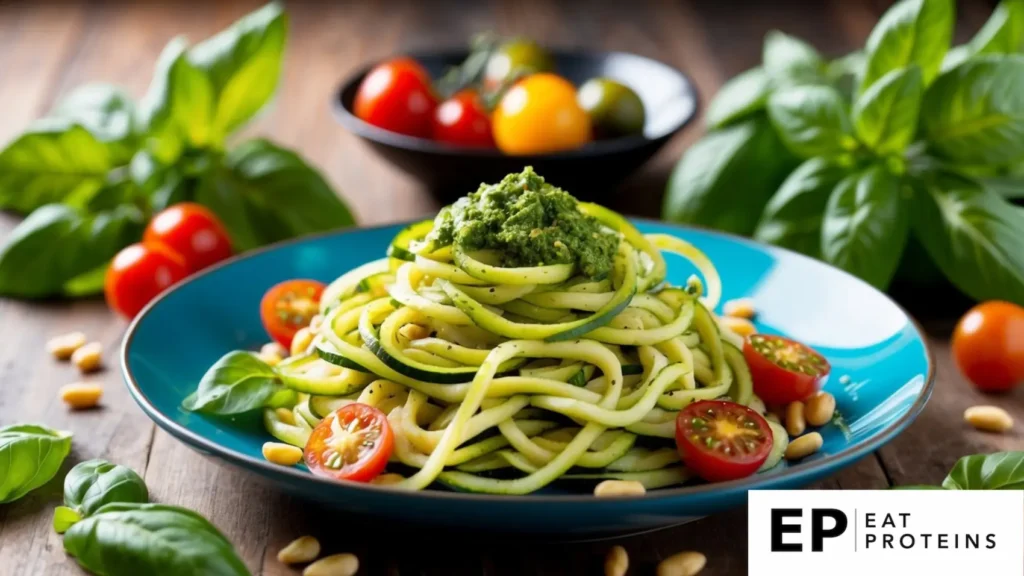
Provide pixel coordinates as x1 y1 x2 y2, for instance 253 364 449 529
54 459 149 534
665 0 1024 302
0 2 354 299
0 424 72 503
183 351 296 415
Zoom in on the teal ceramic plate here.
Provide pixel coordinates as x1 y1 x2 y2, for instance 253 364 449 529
121 221 933 534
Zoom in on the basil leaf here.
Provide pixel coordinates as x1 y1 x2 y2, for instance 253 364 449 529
53 506 83 534
827 51 866 101
763 31 824 85
0 424 72 503
754 157 851 258
182 351 295 414
0 204 144 298
982 175 1024 199
195 139 355 251
921 55 1024 165
51 83 138 165
942 451 1024 490
705 67 771 129
767 85 855 158
64 503 251 576
822 164 908 289
138 37 215 164
662 115 799 235
0 119 114 214
852 65 923 155
970 0 1024 57
64 459 149 518
860 0 954 91
911 170 1024 303
188 2 287 140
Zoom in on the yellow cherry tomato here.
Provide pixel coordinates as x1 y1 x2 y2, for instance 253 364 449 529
492 73 592 155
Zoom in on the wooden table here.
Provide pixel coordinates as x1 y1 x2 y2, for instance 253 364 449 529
0 1 1015 574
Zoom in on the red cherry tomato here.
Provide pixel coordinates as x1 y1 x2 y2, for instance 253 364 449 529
354 58 438 138
105 243 189 319
431 90 494 147
953 301 1024 392
744 334 831 405
143 203 233 273
260 279 326 348
305 403 394 483
675 400 773 482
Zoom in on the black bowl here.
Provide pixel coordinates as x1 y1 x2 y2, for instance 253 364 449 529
333 49 698 202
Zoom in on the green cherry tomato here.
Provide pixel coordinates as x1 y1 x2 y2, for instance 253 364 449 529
577 78 646 139
484 39 555 90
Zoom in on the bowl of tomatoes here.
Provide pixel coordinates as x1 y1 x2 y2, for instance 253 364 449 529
333 39 697 200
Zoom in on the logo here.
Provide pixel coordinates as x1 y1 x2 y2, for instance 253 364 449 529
749 490 1023 575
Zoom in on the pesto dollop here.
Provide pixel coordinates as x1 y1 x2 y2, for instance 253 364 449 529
426 168 619 279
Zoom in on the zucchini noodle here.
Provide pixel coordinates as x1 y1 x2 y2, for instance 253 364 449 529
269 195 787 495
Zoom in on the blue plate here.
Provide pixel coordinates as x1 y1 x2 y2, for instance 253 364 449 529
121 221 933 534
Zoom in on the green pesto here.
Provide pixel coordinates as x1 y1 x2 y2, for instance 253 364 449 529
426 168 620 278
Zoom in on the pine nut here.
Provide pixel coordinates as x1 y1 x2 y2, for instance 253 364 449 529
291 328 314 357
604 545 629 576
785 432 823 461
259 352 283 367
785 401 806 436
262 342 288 359
277 535 321 565
594 479 646 497
723 297 756 319
303 553 359 576
720 316 756 338
275 407 296 426
371 473 404 485
263 442 304 466
60 383 103 410
71 342 103 373
964 405 1013 433
47 332 86 360
805 392 836 427
656 551 706 576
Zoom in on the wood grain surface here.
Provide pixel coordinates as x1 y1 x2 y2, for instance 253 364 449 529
0 1 1014 575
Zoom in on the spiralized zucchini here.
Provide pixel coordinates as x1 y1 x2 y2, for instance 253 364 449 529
272 205 787 494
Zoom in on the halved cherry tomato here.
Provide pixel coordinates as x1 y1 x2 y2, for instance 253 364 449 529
105 243 189 319
675 400 773 482
953 301 1024 392
305 403 393 483
260 279 326 348
354 58 438 138
744 334 831 405
492 73 591 155
143 203 233 273
432 90 494 147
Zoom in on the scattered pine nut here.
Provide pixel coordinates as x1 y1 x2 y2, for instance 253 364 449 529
60 383 103 410
277 535 321 565
47 332 87 360
720 316 756 338
723 297 756 319
785 401 806 437
262 442 304 466
594 479 646 497
303 553 359 576
805 392 836 427
259 352 283 367
964 405 1013 433
656 551 706 576
261 342 288 358
604 545 629 576
71 342 103 373
785 432 823 461
291 328 314 357
275 407 296 426
371 473 404 485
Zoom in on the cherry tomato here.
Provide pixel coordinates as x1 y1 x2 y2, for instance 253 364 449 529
260 279 326 348
577 77 646 139
483 39 554 90
105 243 188 319
431 90 494 147
744 334 831 405
143 203 232 273
354 58 438 138
305 403 394 483
953 301 1024 392
675 400 773 482
492 73 591 155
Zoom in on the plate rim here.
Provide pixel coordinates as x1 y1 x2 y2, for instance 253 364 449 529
120 219 935 504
